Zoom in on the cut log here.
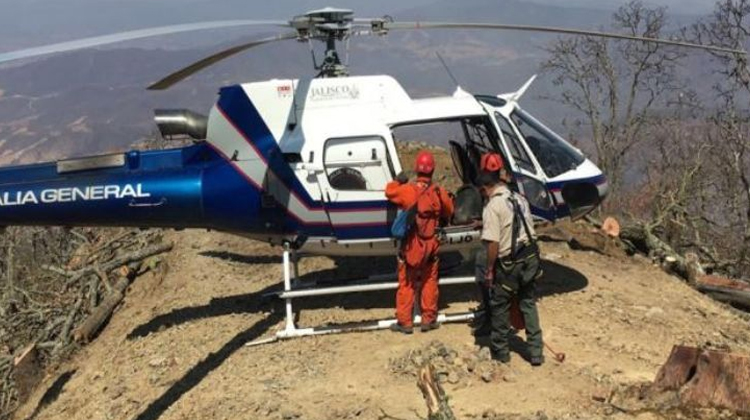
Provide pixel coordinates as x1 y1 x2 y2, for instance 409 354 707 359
416 363 456 420
73 277 129 343
602 217 621 237
695 275 750 309
653 345 750 414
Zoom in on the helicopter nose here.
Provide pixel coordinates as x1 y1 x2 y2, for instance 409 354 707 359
556 159 609 220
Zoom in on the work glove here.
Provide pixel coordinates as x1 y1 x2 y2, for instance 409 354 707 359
396 171 409 184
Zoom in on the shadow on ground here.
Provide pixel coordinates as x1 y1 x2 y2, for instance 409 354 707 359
25 370 77 420
121 253 588 420
471 259 589 361
132 251 588 340
133 312 283 420
127 282 280 339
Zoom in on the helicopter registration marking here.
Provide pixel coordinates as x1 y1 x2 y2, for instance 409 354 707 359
0 183 150 206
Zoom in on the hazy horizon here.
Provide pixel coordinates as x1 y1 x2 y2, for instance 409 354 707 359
0 0 720 52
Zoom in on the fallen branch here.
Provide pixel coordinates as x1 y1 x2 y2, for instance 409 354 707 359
55 296 83 352
65 242 173 285
73 277 129 343
620 224 704 284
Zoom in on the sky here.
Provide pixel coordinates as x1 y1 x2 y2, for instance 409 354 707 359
0 0 721 51
532 0 716 13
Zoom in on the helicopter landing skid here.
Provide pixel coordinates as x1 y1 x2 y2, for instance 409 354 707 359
258 244 476 343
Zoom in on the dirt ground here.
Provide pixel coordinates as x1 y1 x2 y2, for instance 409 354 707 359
13 228 750 420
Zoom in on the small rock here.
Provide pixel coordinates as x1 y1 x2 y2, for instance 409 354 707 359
148 357 166 368
645 307 664 318
281 410 300 419
477 347 491 361
447 371 460 384
592 385 611 402
534 411 550 420
480 369 494 383
502 372 517 383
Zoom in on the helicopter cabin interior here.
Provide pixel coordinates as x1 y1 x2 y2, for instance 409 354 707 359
315 98 583 228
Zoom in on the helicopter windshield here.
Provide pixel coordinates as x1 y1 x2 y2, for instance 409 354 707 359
510 109 584 178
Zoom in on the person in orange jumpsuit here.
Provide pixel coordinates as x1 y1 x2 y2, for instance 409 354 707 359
385 151 454 334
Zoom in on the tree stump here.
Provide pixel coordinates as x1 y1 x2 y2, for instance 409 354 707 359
653 345 750 414
416 363 456 420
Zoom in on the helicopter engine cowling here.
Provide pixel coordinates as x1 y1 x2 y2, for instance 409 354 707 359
154 109 208 140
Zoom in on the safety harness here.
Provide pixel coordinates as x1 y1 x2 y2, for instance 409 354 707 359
508 193 536 261
490 189 541 294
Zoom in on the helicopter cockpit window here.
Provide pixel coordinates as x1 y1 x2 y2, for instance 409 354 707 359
323 136 392 191
511 109 585 178
494 112 536 174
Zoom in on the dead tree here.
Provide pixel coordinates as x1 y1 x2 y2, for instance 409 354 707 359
541 0 685 201
693 0 750 276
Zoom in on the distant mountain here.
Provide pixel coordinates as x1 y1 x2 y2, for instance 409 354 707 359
0 0 709 165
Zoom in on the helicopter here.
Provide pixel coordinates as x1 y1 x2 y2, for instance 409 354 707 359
0 7 743 337
1 7 740 259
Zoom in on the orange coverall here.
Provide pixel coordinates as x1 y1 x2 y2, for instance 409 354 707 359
386 176 454 327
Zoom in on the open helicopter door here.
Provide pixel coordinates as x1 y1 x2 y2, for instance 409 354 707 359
316 134 398 240
486 104 557 221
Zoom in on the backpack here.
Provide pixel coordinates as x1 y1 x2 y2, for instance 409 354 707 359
390 184 437 240
391 207 418 239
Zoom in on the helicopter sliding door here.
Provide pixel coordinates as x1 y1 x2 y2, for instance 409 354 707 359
491 109 557 220
317 135 396 239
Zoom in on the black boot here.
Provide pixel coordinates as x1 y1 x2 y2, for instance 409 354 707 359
530 355 544 366
389 323 413 335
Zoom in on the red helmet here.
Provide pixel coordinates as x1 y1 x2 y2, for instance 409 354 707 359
414 151 435 175
480 153 504 172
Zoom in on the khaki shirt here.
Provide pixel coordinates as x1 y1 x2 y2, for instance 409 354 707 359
481 184 537 258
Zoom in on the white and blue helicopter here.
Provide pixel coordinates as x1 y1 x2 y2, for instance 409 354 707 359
1 8 738 256
0 8 743 336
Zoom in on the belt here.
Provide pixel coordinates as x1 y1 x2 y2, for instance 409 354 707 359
499 242 538 265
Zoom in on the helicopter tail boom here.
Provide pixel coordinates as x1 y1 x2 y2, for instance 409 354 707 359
0 144 266 232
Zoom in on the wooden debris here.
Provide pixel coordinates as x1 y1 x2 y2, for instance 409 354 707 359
620 224 704 283
695 275 750 309
653 345 750 414
416 362 456 420
0 228 172 418
73 277 129 343
601 217 621 237
537 220 627 258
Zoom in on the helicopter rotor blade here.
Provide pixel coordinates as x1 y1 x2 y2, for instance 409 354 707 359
383 21 747 55
0 20 290 65
147 32 299 90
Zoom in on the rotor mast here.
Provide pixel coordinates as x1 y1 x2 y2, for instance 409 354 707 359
290 8 358 78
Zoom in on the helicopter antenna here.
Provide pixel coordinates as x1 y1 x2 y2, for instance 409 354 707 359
436 51 461 88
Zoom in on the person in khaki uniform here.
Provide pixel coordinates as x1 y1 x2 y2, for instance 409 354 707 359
478 171 544 366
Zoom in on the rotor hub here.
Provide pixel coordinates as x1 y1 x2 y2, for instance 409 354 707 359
289 8 359 78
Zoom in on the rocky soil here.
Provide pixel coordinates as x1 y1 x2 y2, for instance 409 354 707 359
11 228 750 420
